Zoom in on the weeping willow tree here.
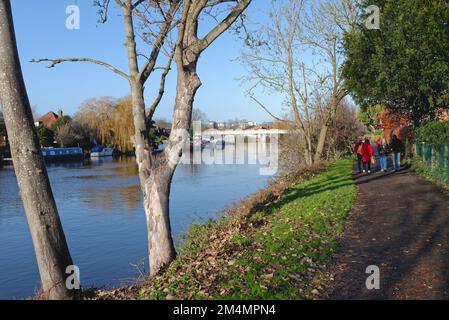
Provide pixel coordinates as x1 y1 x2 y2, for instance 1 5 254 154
74 97 113 146
112 98 135 153
74 97 135 152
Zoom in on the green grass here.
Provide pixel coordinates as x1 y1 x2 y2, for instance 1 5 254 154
136 159 356 300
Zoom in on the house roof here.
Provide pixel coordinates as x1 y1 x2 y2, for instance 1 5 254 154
37 112 59 128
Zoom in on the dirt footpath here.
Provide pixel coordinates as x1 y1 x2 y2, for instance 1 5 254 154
326 166 449 299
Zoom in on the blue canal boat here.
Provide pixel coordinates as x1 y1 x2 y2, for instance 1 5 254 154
1 147 84 167
42 147 84 163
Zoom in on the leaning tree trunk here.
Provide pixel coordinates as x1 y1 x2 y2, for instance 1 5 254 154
0 0 78 300
314 100 338 163
314 121 329 163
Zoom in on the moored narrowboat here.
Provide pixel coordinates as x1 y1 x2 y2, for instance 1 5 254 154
42 147 84 163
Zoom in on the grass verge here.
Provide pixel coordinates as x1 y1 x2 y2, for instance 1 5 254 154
93 159 356 300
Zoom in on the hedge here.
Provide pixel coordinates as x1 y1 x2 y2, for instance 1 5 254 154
414 121 449 144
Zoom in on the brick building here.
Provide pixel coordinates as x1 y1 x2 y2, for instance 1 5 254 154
35 110 63 128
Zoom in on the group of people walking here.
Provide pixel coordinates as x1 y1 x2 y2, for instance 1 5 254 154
354 135 404 174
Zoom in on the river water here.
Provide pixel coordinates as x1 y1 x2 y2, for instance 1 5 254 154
0 144 275 299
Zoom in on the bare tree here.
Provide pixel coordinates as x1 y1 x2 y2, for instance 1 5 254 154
192 108 207 122
33 0 252 276
302 0 358 162
240 0 316 166
147 0 252 274
241 0 357 165
55 123 76 147
0 0 78 299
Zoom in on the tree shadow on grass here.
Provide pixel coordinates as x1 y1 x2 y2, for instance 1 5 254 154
263 166 354 215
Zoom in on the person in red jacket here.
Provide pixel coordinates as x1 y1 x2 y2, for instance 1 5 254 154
361 138 374 173
353 137 364 173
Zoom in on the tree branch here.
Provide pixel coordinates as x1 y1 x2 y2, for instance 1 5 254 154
199 0 252 51
30 58 129 79
146 46 175 122
138 0 180 84
249 95 292 124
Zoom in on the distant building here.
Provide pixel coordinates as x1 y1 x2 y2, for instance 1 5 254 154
35 110 63 128
207 120 260 130
227 122 240 130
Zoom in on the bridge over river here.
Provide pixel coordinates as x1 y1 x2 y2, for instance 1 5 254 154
199 129 289 142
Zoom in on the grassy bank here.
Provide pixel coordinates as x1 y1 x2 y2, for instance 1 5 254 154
411 157 449 192
94 159 356 300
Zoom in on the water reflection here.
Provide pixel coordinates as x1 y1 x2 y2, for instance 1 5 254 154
81 184 142 212
46 161 85 169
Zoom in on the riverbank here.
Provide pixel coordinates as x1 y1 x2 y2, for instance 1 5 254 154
90 159 356 300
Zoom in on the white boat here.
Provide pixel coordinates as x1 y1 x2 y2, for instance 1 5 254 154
91 146 114 157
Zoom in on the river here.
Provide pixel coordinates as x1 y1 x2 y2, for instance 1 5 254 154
0 144 275 299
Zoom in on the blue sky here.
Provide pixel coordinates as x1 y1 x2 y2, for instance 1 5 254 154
10 1 300 122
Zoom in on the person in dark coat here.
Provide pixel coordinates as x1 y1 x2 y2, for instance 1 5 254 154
390 134 404 171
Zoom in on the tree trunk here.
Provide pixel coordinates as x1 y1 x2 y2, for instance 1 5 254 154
144 166 177 276
129 79 178 276
132 67 200 277
123 0 248 276
314 123 329 163
0 0 78 300
304 136 313 166
121 0 179 276
314 100 338 163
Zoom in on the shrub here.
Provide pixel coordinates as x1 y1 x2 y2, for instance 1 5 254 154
414 121 449 144
37 124 55 147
